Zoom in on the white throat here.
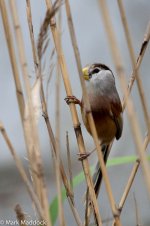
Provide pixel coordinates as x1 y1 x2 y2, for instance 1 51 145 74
86 70 115 97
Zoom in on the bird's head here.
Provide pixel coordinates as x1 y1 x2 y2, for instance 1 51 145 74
82 63 114 81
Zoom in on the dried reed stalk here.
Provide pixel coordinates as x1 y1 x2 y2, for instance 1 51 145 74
66 132 83 226
133 194 142 226
26 0 38 69
37 0 62 62
117 0 150 134
99 0 150 198
41 106 81 224
111 23 150 225
15 204 27 226
0 1 25 119
0 1 44 219
67 198 82 226
0 0 40 208
0 123 45 220
65 1 122 225
0 0 34 178
37 1 67 225
45 0 103 224
39 100 73 199
115 24 150 212
54 8 66 226
98 0 150 225
9 1 51 225
37 0 73 198
66 131 73 192
37 3 83 225
123 22 150 109
9 0 41 197
117 135 149 211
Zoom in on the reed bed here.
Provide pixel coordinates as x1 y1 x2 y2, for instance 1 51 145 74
0 0 149 226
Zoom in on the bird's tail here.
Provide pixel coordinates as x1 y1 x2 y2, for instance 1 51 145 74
92 144 110 197
84 145 110 224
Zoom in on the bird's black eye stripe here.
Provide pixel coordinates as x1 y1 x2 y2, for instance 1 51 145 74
88 67 100 78
92 67 100 74
89 73 92 79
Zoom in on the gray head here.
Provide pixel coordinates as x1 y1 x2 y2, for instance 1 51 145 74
83 63 116 94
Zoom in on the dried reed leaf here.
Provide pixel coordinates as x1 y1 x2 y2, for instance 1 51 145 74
37 0 63 61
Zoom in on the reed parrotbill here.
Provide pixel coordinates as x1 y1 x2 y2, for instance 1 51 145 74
66 63 123 197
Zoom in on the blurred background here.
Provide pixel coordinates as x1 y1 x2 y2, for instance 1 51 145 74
0 0 150 225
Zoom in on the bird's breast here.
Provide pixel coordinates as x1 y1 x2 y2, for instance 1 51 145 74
81 105 117 145
81 87 117 145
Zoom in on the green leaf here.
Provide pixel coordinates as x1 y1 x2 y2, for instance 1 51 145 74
49 155 148 225
107 155 137 166
50 189 66 224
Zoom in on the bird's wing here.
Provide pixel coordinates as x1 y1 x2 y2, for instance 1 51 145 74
113 113 123 140
110 99 123 140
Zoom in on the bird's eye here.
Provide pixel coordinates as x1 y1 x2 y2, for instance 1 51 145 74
92 68 100 74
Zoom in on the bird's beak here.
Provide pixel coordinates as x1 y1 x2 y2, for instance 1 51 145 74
82 67 89 80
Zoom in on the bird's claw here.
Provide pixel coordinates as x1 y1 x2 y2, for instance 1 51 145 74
64 95 81 106
77 149 95 161
77 152 91 161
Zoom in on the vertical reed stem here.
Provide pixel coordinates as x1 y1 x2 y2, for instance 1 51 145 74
45 0 103 224
117 0 150 135
65 1 122 225
9 1 51 225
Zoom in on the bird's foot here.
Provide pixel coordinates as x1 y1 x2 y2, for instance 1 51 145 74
78 153 91 161
65 95 81 106
77 149 95 161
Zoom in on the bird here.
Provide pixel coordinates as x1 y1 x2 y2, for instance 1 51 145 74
65 63 123 197
81 63 123 197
